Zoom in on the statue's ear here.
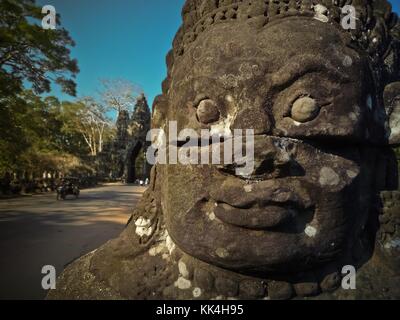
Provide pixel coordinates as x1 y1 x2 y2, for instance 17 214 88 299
384 82 400 146
151 94 168 130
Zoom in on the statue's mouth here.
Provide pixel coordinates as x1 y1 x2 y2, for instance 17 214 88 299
214 202 299 229
210 182 315 231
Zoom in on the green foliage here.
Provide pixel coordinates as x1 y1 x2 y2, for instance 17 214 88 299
0 2 125 178
0 91 90 176
0 0 79 97
0 1 88 177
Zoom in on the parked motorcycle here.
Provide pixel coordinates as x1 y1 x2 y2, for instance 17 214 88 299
56 178 80 200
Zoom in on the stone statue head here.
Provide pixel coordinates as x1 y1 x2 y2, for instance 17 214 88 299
151 0 400 276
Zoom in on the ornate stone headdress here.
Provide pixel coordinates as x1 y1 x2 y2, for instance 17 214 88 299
163 0 399 94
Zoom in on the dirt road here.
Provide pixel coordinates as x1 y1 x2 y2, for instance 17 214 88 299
0 183 145 300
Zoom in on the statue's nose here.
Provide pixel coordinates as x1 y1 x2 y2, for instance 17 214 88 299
219 136 304 179
252 138 303 178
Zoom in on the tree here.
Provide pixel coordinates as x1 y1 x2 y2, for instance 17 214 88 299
0 95 30 175
62 98 113 156
0 0 79 97
0 1 80 179
99 78 143 114
0 91 89 177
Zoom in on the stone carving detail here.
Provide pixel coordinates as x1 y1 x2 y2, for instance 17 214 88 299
49 0 400 300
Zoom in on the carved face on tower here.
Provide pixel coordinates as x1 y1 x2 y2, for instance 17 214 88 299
153 1 400 275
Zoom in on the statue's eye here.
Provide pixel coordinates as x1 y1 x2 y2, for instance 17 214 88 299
290 96 320 123
196 99 220 124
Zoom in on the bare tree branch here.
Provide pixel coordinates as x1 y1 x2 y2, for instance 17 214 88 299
98 78 143 114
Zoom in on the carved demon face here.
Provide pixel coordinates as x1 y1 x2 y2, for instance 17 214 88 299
157 18 395 274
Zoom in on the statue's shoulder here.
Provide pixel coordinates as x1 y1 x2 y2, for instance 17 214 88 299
48 206 182 300
47 250 123 300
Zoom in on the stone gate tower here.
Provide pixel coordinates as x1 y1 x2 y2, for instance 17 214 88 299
112 93 151 182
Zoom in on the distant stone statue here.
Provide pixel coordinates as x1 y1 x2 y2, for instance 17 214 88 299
49 0 400 300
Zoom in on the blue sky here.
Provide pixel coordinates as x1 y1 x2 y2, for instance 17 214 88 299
393 1 400 15
38 0 399 112
37 0 185 111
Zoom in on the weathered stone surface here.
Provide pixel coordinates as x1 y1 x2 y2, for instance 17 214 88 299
384 82 400 145
294 282 320 297
193 268 214 291
238 280 266 299
268 281 293 300
320 272 341 293
196 99 220 124
49 0 400 300
215 277 239 297
291 97 319 123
